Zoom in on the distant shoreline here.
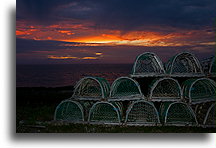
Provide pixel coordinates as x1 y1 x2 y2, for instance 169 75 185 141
17 64 132 87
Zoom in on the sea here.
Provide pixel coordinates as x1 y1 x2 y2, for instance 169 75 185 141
16 64 133 87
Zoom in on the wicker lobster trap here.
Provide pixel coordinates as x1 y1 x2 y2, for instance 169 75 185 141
182 78 216 104
72 76 110 100
201 56 216 77
130 52 165 77
165 52 204 77
148 77 182 102
125 100 160 126
54 100 84 122
203 103 216 127
160 102 198 126
109 77 144 101
88 101 122 125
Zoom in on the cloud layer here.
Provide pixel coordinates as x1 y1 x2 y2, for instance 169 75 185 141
16 0 216 64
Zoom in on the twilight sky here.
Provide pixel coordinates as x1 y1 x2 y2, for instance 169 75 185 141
16 0 216 64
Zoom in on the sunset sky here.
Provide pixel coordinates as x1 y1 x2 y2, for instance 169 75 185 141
16 0 216 64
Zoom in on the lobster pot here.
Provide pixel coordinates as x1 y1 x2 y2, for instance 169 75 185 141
131 52 165 77
166 52 204 77
88 102 121 124
73 77 110 100
193 102 213 124
203 103 216 127
54 100 84 122
125 100 160 126
160 102 198 126
182 78 216 104
149 78 182 102
211 57 216 76
201 56 216 77
109 77 144 101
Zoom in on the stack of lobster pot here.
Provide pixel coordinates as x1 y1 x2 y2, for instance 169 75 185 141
54 52 216 127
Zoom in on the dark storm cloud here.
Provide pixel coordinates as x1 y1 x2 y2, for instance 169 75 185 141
93 0 216 30
17 0 76 25
17 0 216 30
16 38 68 53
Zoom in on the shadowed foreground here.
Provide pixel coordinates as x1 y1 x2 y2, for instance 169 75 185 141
17 121 215 133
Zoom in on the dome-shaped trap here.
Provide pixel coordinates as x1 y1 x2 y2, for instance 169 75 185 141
125 100 160 125
182 78 216 104
201 56 216 77
149 78 182 102
73 77 110 100
131 52 165 77
88 102 121 124
109 77 144 101
54 100 84 122
166 52 203 77
203 103 216 127
160 102 198 126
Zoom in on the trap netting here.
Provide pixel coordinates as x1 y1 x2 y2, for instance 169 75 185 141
211 57 216 76
88 102 122 124
193 102 211 124
73 77 110 100
54 100 84 122
201 56 216 77
203 103 216 127
109 77 144 101
149 78 182 102
160 102 198 126
182 78 216 104
166 52 203 77
131 52 165 77
125 100 160 125
78 100 95 121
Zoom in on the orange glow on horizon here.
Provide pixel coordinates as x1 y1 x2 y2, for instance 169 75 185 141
48 55 78 59
16 20 215 47
82 57 98 59
63 34 123 43
48 55 98 60
95 52 103 55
